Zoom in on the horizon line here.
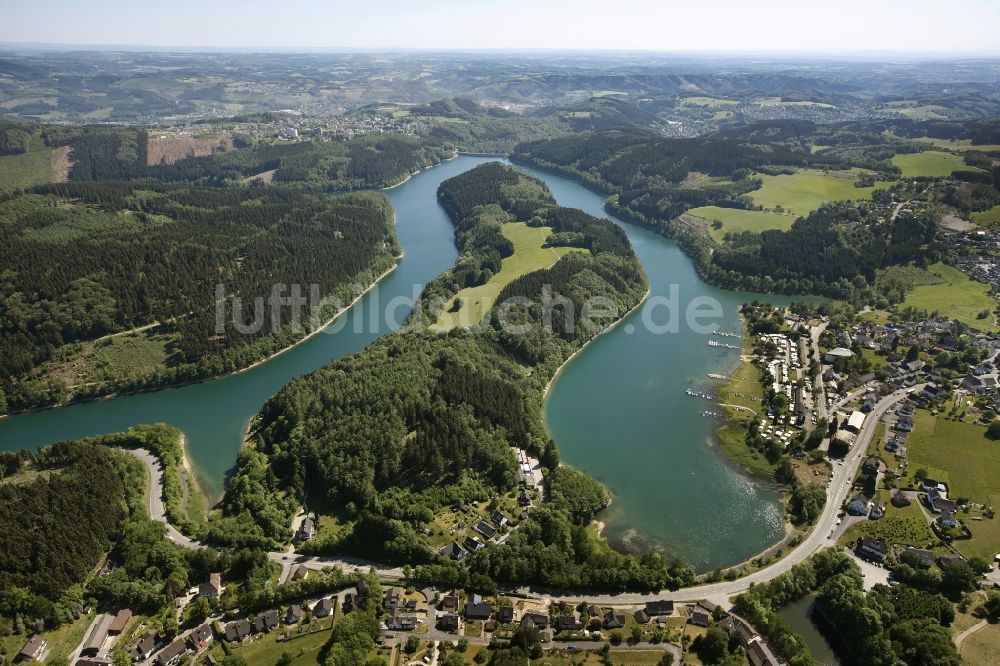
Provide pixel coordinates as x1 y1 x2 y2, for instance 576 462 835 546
3 41 1000 60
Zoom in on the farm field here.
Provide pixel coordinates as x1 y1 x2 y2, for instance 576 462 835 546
432 222 585 330
917 138 1000 153
901 262 998 331
907 410 1000 502
687 205 795 241
747 169 888 216
0 148 53 191
678 96 739 107
891 151 979 178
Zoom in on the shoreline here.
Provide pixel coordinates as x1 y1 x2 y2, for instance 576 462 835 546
542 286 652 402
0 254 402 422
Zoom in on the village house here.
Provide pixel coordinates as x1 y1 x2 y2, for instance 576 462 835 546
498 605 515 624
17 635 46 663
465 594 493 620
134 631 160 661
295 516 316 541
440 593 459 614
521 611 550 629
439 541 467 561
224 619 252 642
644 599 675 616
438 614 460 632
492 510 508 528
857 537 890 563
474 520 497 540
199 572 224 598
690 609 711 627
633 609 650 624
556 613 583 632
903 548 935 569
81 613 114 658
253 609 279 633
847 493 870 516
869 498 886 520
285 604 303 624
313 597 334 618
154 637 188 666
603 611 625 629
188 624 213 651
108 609 132 636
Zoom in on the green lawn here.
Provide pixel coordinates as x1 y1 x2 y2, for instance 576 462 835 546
0 148 53 191
971 205 1000 229
901 262 998 332
678 96 739 107
907 410 1000 502
224 619 335 666
432 222 586 330
687 206 795 241
961 622 1000 666
748 169 889 216
955 496 1000 561
891 151 981 178
839 496 937 549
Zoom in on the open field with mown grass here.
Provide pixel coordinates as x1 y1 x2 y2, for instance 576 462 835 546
908 410 1000 502
901 262 998 331
678 96 739 107
955 494 1000 561
687 205 795 241
432 222 586 330
219 617 336 666
747 169 888 216
961 622 1000 666
0 148 53 191
891 151 980 178
971 205 1000 229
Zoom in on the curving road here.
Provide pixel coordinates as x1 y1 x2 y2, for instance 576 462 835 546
128 384 916 605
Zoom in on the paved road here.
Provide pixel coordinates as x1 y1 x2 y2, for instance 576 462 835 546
129 387 917 606
810 321 829 421
526 385 920 604
954 619 988 649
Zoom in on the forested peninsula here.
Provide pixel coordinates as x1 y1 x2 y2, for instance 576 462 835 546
208 163 694 591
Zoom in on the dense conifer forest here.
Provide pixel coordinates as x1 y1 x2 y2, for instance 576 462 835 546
0 182 397 413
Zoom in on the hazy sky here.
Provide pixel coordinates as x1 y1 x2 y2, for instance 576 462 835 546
4 0 1000 53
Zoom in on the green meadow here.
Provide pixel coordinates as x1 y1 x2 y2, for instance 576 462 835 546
971 205 1000 229
687 206 795 241
902 262 998 331
432 222 585 330
748 169 888 215
891 151 980 178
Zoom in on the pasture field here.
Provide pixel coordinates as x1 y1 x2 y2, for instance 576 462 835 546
955 496 1000 561
891 151 979 178
0 148 53 191
917 137 1000 153
678 96 739 107
907 410 1000 502
901 262 998 331
687 205 796 241
971 205 1000 228
747 169 888 216
432 222 585 330
838 496 937 549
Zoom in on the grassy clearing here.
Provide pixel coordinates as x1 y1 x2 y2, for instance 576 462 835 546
679 96 739 108
748 169 888 216
961 622 1000 666
687 206 795 241
715 332 776 480
839 496 937 549
0 611 96 664
0 148 53 191
223 618 335 666
432 223 586 330
971 205 1000 228
891 105 950 120
891 151 980 178
917 138 1000 153
907 410 1000 502
955 495 1000 561
901 262 998 332
38 329 178 392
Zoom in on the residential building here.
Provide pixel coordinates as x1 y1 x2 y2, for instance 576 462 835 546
108 609 132 635
285 604 303 624
857 537 890 563
313 597 334 618
644 600 674 616
199 572 224 598
17 635 46 663
154 638 188 666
